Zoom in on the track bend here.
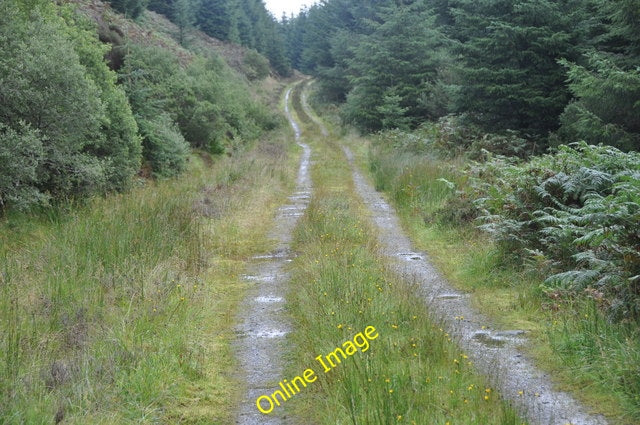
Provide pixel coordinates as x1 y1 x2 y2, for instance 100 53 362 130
299 81 608 425
234 84 312 425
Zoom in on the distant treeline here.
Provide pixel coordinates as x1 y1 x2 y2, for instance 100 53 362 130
282 0 640 152
0 0 280 212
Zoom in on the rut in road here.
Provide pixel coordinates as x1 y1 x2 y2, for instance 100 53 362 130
234 84 311 425
298 81 608 425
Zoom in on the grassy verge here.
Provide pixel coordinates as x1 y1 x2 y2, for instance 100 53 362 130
282 91 524 424
0 126 297 424
360 135 639 424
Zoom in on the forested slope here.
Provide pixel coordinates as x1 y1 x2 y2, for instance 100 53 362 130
0 0 288 213
283 0 640 151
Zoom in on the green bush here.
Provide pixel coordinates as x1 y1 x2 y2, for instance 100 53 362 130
138 114 190 178
243 49 270 81
62 8 142 191
0 123 46 211
0 1 142 209
122 46 279 157
1 1 104 199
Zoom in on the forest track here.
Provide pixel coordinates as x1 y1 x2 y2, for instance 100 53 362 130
297 81 609 425
233 83 312 425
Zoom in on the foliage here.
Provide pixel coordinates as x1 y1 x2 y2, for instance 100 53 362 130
0 0 141 209
462 143 640 320
121 45 278 158
342 3 450 131
138 113 190 177
0 139 296 423
196 0 236 41
242 49 270 80
0 123 46 211
368 121 640 423
62 8 142 191
450 0 584 139
557 53 640 151
372 116 532 161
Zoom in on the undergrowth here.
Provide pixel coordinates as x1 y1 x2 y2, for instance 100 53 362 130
366 129 640 423
0 127 296 424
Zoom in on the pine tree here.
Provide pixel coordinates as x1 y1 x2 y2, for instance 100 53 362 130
451 0 584 139
173 0 195 44
343 2 448 131
555 0 640 151
197 0 234 40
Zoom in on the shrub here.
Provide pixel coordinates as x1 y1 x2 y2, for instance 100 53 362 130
0 1 142 210
243 49 270 81
0 123 47 211
62 8 142 191
122 46 279 156
138 114 190 178
0 1 105 199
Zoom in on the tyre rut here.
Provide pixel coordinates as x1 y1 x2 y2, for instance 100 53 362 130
234 83 312 425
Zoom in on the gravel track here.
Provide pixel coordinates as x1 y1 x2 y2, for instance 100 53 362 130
234 85 312 425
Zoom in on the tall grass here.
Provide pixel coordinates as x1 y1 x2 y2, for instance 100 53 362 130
0 127 297 423
284 132 524 424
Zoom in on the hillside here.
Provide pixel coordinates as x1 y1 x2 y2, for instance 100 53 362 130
69 0 262 75
0 0 289 211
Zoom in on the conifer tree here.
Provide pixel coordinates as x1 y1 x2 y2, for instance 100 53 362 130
451 0 584 138
343 3 448 131
197 0 234 40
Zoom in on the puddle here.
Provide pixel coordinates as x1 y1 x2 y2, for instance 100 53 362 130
473 331 508 347
397 252 424 261
496 330 526 338
255 296 284 303
252 249 290 260
472 330 526 348
280 211 304 217
242 274 277 283
253 329 288 339
436 293 462 300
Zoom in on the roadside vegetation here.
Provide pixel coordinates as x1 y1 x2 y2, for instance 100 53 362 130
0 0 300 421
0 0 282 212
285 84 525 425
363 124 640 423
0 127 297 423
